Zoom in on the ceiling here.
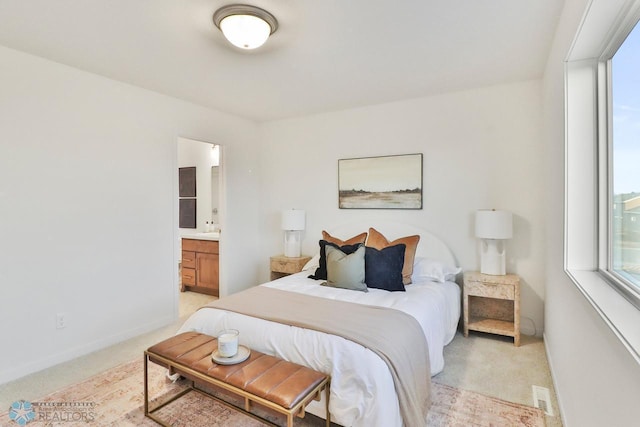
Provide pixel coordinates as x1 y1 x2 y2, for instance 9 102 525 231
0 0 564 122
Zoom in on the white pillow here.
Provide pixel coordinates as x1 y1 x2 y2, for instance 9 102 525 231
302 254 320 271
412 257 461 283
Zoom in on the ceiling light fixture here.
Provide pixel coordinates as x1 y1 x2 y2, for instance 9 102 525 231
213 4 278 50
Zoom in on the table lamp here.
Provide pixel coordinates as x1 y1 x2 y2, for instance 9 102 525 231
281 209 305 257
475 209 513 275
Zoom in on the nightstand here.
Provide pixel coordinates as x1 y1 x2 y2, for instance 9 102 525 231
463 271 520 346
270 255 311 281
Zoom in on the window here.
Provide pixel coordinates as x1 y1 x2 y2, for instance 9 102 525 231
607 19 640 304
565 0 640 364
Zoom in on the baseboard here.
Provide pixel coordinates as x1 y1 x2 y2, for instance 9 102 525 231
0 315 175 385
543 332 568 427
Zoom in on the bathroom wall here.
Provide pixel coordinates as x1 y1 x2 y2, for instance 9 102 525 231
177 137 217 234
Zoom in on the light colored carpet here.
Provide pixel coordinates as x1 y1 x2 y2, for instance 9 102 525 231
0 358 546 427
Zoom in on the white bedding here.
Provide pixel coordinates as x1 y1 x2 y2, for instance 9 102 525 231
178 271 460 427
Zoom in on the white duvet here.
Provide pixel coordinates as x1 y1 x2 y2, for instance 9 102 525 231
178 272 460 427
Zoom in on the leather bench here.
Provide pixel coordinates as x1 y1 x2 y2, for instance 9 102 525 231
144 332 330 427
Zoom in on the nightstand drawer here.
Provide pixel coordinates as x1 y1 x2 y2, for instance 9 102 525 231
269 255 311 279
465 280 514 300
270 258 302 274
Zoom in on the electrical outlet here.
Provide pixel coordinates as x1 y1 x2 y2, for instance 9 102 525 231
56 313 67 329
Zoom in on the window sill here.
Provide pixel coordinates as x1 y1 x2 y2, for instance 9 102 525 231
566 269 640 365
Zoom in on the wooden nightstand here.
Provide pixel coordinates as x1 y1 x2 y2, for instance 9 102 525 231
463 271 520 346
270 255 311 281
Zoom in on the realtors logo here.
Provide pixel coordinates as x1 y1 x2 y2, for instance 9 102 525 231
8 400 96 424
9 400 35 426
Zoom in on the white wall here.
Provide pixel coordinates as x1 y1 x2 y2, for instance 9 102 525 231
543 1 640 426
211 166 220 225
0 45 262 384
259 80 546 336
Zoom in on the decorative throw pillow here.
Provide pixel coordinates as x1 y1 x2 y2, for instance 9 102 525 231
321 245 367 292
322 230 368 246
412 257 462 283
308 240 363 280
302 254 320 271
366 227 420 285
364 244 406 292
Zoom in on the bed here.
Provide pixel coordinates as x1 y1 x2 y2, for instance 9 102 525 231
177 223 461 427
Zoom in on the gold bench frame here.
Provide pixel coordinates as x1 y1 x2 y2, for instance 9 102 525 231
144 351 330 427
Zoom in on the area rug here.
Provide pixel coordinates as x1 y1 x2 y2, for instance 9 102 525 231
0 359 545 426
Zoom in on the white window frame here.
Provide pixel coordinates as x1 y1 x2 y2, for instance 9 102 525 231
565 0 640 365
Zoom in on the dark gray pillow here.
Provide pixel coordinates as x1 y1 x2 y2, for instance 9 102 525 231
365 244 406 292
321 245 368 292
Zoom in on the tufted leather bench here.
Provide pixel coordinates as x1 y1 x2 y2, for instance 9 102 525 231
144 332 330 427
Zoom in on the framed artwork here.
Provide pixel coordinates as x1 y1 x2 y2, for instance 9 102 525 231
179 199 197 228
179 167 196 198
179 166 196 228
338 153 423 209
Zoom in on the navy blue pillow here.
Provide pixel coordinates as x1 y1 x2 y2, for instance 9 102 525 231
365 244 406 292
308 240 363 280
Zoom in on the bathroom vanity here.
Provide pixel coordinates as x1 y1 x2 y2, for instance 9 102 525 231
181 233 219 296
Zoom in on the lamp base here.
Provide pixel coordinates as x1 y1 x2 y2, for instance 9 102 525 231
480 239 506 275
284 230 301 258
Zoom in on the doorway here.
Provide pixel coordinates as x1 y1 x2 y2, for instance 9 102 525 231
178 138 222 234
176 137 224 299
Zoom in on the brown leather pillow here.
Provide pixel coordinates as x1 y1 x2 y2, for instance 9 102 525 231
366 227 420 285
322 230 368 246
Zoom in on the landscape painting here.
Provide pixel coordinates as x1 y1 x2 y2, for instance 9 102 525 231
338 153 423 209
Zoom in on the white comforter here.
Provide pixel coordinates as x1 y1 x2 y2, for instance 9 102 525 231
178 272 460 427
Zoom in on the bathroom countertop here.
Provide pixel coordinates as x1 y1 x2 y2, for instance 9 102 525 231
181 232 220 241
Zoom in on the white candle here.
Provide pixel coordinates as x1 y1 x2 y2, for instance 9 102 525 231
218 330 239 357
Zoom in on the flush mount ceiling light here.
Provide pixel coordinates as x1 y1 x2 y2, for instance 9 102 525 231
213 4 278 50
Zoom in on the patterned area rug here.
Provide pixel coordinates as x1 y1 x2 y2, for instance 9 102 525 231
0 359 545 426
427 382 545 427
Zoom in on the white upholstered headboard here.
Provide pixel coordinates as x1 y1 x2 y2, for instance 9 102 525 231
326 222 458 267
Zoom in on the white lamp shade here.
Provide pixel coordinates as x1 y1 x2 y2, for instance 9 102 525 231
475 210 513 239
281 209 305 231
220 14 272 49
